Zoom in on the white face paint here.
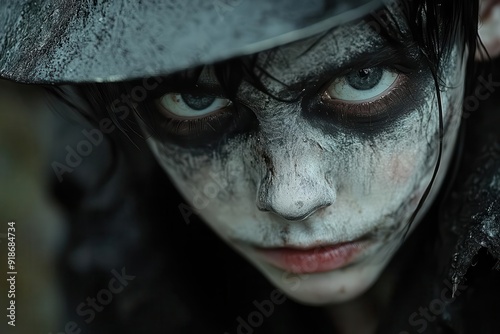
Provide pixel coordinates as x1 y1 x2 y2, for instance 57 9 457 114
140 2 466 305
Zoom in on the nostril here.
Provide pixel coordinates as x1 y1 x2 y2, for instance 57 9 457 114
257 191 271 212
279 202 331 221
257 204 271 212
261 201 332 221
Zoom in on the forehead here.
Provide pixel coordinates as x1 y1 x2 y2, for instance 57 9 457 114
259 25 378 79
252 2 408 85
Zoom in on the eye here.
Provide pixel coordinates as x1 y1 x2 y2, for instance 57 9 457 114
326 67 399 102
145 88 257 147
159 92 232 118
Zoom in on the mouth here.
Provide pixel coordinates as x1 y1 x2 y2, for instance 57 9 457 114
253 239 371 274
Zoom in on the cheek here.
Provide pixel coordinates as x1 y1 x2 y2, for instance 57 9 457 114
380 146 429 211
364 122 427 184
387 153 418 185
354 107 437 213
148 137 255 230
357 141 428 215
147 139 223 210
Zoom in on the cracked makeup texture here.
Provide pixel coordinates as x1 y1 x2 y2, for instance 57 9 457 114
142 10 465 305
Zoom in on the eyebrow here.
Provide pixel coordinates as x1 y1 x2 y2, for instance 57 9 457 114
307 7 413 65
332 41 420 74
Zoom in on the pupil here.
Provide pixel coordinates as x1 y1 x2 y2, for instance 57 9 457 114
181 93 216 110
346 67 383 91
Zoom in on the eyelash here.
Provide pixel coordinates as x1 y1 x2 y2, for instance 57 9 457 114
142 94 257 147
320 71 408 118
156 104 234 135
305 70 422 134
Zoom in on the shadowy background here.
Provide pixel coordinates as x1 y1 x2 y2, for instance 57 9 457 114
0 79 65 333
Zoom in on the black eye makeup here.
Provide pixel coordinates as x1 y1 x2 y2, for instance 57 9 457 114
320 66 408 117
325 67 400 104
136 73 257 148
136 36 428 146
303 44 429 135
157 92 233 120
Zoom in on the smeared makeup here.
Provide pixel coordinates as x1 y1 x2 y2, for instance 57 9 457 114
140 0 466 305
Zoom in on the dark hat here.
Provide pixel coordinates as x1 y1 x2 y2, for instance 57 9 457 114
0 0 382 84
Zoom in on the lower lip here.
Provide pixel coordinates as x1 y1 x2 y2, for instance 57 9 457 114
255 241 369 274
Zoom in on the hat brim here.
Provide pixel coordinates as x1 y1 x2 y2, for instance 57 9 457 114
0 0 383 84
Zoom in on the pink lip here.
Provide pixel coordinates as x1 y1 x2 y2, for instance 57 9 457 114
254 240 369 274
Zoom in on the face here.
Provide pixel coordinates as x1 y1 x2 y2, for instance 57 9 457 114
139 2 465 305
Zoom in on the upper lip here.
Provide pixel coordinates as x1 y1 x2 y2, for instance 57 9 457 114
247 234 371 250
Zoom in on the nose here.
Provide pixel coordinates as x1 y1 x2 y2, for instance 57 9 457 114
256 153 335 221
